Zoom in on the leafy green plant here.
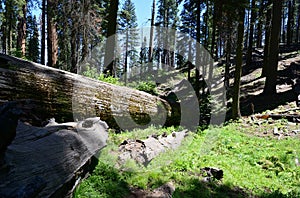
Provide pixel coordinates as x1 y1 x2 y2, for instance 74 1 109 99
82 66 123 86
134 81 157 95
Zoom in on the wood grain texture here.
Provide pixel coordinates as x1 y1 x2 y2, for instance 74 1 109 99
0 117 108 198
0 54 172 129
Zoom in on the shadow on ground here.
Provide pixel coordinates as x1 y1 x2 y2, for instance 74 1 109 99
227 52 300 118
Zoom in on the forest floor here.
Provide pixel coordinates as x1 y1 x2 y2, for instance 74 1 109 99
74 46 300 198
236 44 300 116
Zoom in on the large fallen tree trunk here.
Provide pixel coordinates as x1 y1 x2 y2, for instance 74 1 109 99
0 54 172 129
0 117 108 198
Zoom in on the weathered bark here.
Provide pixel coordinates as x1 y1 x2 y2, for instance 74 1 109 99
0 54 172 130
263 0 282 95
0 117 108 198
232 8 245 119
17 4 27 57
47 0 58 67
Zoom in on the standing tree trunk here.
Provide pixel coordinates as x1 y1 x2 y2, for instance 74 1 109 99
210 1 217 59
4 0 14 55
256 0 264 48
41 0 46 65
232 8 245 119
195 0 201 99
295 0 300 43
103 0 119 76
224 26 232 89
287 0 295 46
246 0 256 67
281 2 286 44
70 25 78 73
262 0 272 77
81 0 90 63
148 0 155 71
263 0 282 95
17 4 27 57
47 0 58 67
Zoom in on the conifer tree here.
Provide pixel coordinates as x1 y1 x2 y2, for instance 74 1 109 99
118 0 139 84
26 15 39 62
156 0 179 68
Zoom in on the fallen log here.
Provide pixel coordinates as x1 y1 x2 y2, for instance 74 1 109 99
0 54 172 129
0 117 108 198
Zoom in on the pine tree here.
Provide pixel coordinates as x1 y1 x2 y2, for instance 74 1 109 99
179 0 197 80
2 0 17 55
118 0 139 84
26 15 39 62
156 0 179 68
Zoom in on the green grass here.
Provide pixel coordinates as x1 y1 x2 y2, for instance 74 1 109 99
74 123 300 198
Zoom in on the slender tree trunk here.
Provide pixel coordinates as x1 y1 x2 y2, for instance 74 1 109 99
262 0 272 77
225 27 232 89
287 0 295 46
47 0 58 67
232 8 245 120
204 0 210 49
244 10 250 48
187 39 192 82
195 0 201 99
17 4 27 57
281 4 286 43
81 0 90 63
210 1 217 59
1 23 6 53
263 0 282 95
256 0 264 48
103 0 119 76
296 2 300 43
246 0 256 67
71 26 78 73
124 30 129 85
41 0 46 65
5 0 14 55
148 0 155 71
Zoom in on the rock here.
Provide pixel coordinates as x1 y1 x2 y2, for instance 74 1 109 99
128 182 175 198
273 127 280 135
118 130 188 166
200 167 224 181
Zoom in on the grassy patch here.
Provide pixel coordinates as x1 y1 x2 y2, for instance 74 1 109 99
74 123 300 198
